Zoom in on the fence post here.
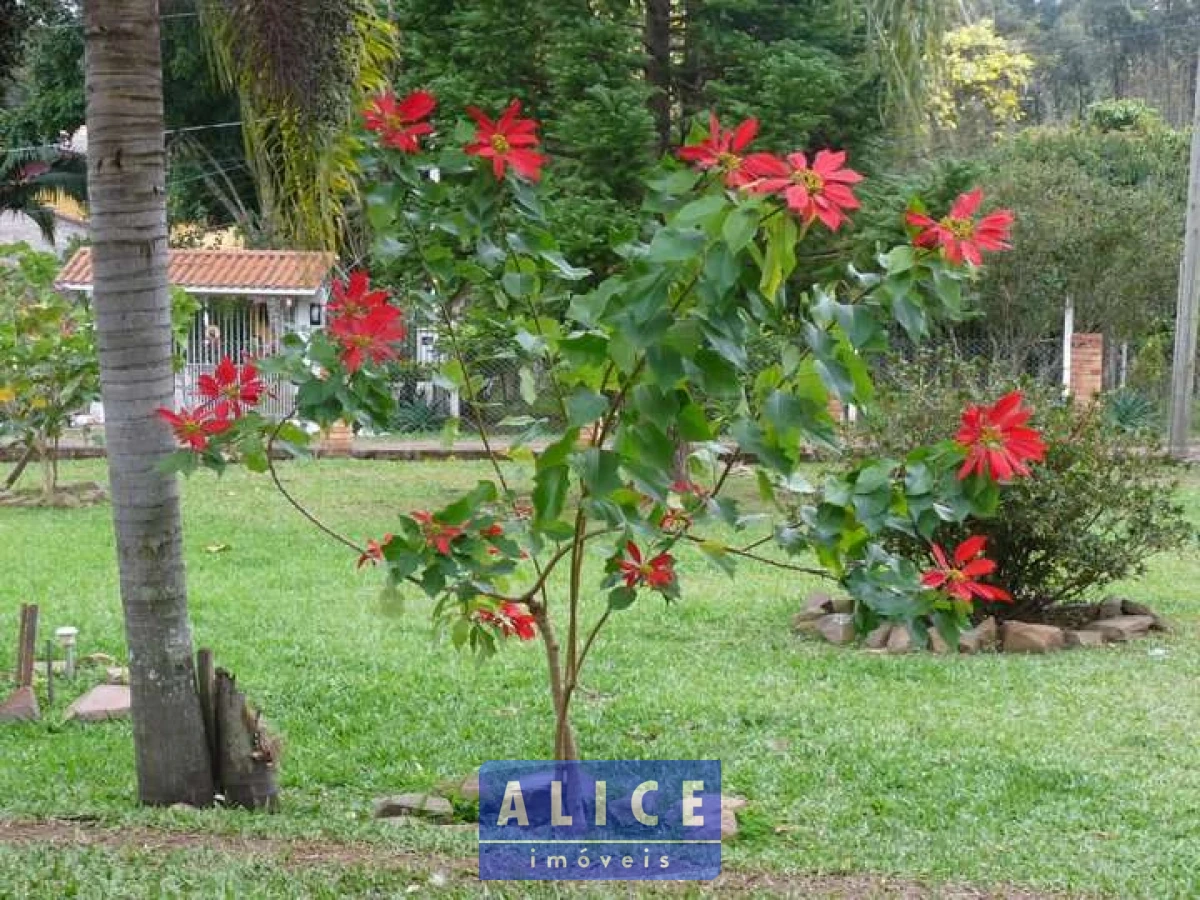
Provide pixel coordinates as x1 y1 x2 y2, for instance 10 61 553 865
1061 297 1074 398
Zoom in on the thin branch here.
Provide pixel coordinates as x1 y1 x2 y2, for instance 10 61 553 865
681 533 834 579
574 608 610 675
265 414 366 556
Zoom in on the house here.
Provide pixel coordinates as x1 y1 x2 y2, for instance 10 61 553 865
0 196 89 258
56 248 337 417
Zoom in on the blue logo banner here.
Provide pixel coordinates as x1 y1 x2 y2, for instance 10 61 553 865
478 759 721 880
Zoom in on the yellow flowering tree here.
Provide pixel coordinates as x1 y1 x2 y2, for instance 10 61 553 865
932 20 1034 141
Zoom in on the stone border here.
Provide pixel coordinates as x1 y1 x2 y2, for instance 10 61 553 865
793 594 1168 655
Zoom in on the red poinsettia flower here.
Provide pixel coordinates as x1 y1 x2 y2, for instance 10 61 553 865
906 188 1014 266
464 99 546 182
956 391 1046 482
328 271 391 322
618 541 676 590
480 523 505 539
363 89 437 153
660 508 692 533
357 534 394 569
197 356 264 418
678 113 760 188
743 149 863 231
476 601 538 641
156 406 231 451
921 535 1011 604
412 510 464 555
329 305 407 373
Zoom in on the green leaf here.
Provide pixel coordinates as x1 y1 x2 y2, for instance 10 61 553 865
519 367 538 406
646 168 701 196
892 293 927 341
607 586 637 611
533 465 570 526
646 226 707 264
574 447 623 497
883 244 916 274
674 194 727 228
723 205 760 253
566 389 608 428
539 250 591 281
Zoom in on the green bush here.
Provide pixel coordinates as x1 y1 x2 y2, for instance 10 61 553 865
859 352 1193 619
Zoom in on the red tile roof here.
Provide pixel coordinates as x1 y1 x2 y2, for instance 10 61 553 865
57 248 337 294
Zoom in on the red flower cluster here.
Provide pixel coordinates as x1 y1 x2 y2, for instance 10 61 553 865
465 99 546 183
907 189 1014 266
327 272 407 374
363 90 436 153
476 601 538 640
412 510 463 555
158 356 262 451
677 114 760 188
677 113 863 232
921 536 1011 604
618 541 676 590
157 407 231 451
956 391 1046 482
357 534 394 569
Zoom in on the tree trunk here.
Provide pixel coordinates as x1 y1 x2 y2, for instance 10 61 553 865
644 0 672 153
83 0 214 807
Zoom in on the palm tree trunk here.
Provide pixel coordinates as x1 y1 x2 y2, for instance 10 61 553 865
83 0 214 807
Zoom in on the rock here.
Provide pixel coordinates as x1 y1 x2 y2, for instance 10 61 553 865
720 794 745 841
804 593 834 615
105 667 129 685
791 611 824 634
830 595 855 614
65 684 131 722
373 793 454 822
886 625 913 654
0 686 40 722
928 628 952 654
459 772 480 802
1065 630 1105 648
1120 600 1170 632
958 617 998 654
1001 621 1065 654
1083 615 1155 643
815 613 855 645
865 623 892 649
1098 596 1125 619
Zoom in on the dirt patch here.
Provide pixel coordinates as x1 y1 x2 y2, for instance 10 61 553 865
0 818 1068 898
0 481 109 508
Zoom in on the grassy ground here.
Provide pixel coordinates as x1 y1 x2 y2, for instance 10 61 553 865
1 459 1199 898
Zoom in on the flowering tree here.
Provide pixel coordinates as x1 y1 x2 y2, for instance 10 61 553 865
161 92 1031 759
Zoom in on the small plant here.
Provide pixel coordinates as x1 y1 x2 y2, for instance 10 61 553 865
1105 387 1158 435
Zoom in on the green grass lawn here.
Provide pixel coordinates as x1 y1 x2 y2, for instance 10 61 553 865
2 459 1199 898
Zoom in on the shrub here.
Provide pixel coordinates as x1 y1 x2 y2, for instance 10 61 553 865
859 352 1193 619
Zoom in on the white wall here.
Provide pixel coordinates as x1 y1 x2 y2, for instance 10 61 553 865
0 212 88 258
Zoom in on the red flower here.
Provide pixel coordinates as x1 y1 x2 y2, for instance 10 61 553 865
412 510 463 555
480 523 505 539
197 356 263 418
156 407 231 451
743 149 863 231
671 478 709 500
906 188 1014 266
357 534 394 569
476 601 538 641
660 508 692 533
678 113 760 188
618 541 676 590
329 305 407 373
956 391 1046 482
363 89 436 153
464 99 546 182
328 271 391 321
921 535 1011 604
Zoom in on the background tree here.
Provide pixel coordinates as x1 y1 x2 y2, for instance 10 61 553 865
83 0 214 806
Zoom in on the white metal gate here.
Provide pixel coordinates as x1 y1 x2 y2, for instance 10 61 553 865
178 297 295 419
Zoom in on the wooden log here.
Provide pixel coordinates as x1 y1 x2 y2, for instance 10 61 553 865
17 604 37 687
213 668 280 811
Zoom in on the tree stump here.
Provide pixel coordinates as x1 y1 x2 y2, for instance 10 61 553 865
195 649 280 810
1 604 40 722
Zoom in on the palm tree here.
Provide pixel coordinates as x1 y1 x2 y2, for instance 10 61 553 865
82 0 214 806
0 146 87 243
